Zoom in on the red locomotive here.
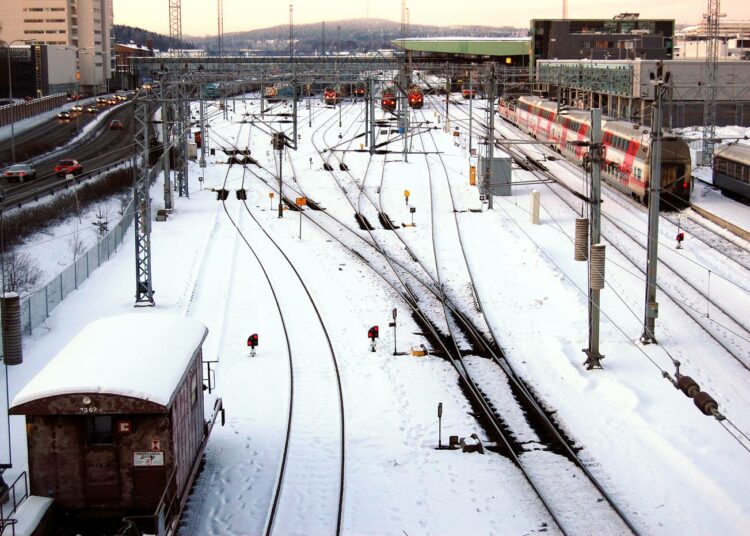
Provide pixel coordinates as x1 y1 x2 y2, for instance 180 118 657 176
324 86 341 105
408 86 424 109
353 82 367 97
462 85 477 99
381 87 397 112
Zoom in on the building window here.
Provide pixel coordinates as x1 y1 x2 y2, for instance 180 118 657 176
88 415 113 445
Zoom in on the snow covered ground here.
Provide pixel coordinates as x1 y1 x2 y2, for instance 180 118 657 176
2 95 750 535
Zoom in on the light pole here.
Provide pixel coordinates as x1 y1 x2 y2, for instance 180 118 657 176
1 40 34 164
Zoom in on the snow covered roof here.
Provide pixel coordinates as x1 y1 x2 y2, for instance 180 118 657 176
716 143 750 165
12 314 208 409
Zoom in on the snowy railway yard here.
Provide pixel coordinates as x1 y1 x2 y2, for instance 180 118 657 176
4 93 750 535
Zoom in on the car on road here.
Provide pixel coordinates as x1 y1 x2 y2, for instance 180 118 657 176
71 104 84 113
115 92 128 101
54 159 83 177
85 106 98 114
106 96 118 105
96 97 109 107
57 111 71 120
2 163 37 182
109 119 124 130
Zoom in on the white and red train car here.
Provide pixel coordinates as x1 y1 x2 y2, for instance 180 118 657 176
498 95 692 207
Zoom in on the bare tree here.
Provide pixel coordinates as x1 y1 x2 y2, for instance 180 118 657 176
1 251 43 295
68 226 86 262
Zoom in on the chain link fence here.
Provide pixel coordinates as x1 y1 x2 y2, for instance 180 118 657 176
17 199 135 335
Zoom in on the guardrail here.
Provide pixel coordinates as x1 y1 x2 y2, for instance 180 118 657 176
2 157 134 210
0 94 68 128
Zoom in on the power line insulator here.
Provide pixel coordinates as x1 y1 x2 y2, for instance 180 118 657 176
693 391 719 416
676 375 700 398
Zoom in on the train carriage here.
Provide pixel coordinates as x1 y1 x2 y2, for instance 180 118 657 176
713 144 750 200
10 314 224 534
499 95 693 207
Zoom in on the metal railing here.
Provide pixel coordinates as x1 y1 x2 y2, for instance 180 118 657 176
18 198 134 335
0 471 29 535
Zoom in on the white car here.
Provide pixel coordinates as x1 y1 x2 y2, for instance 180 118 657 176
3 163 37 182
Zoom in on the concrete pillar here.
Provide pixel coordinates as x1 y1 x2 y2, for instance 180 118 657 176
530 190 540 225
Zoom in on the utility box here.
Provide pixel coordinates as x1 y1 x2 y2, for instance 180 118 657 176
478 156 512 196
187 142 198 160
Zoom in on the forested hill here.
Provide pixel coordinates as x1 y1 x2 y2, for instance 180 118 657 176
114 24 196 51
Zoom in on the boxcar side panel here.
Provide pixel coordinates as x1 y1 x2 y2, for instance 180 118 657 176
169 349 206 499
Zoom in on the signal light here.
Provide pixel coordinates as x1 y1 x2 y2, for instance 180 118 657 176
247 333 258 348
368 326 379 340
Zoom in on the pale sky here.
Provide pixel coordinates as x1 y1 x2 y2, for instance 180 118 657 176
112 0 750 38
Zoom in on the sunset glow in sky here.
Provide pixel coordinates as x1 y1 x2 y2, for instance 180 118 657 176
112 0 750 37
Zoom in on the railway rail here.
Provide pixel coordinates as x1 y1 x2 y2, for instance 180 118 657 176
433 94 750 368
332 95 640 535
201 100 347 536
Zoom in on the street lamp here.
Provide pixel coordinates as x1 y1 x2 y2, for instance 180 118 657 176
1 39 35 164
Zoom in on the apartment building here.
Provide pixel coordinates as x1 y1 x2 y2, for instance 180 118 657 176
0 0 114 93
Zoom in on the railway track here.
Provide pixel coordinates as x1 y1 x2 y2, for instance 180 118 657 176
213 98 346 536
212 95 648 534
435 94 750 369
299 96 641 535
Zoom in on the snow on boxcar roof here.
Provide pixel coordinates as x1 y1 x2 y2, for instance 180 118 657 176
12 314 208 409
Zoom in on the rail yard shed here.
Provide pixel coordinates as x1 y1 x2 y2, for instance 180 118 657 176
392 37 531 66
10 313 223 533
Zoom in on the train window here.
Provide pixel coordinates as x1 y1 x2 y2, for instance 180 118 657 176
88 415 113 445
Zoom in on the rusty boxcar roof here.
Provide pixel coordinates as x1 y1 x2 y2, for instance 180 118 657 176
11 314 208 410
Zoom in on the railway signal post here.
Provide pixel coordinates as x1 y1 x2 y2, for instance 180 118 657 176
583 108 604 370
272 133 286 218
247 333 258 357
437 402 443 449
368 325 379 352
389 308 398 355
642 64 670 344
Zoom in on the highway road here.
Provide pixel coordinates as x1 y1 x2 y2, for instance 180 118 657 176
0 100 138 196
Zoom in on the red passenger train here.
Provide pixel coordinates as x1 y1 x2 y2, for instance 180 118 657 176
498 95 693 207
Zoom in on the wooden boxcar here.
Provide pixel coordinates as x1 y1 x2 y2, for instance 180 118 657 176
10 314 216 530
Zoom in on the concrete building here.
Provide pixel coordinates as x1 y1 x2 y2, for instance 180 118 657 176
114 42 155 90
0 0 114 94
535 59 750 128
674 37 750 60
392 37 531 66
530 14 675 71
0 44 76 98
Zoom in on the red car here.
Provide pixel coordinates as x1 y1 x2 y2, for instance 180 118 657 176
54 159 83 177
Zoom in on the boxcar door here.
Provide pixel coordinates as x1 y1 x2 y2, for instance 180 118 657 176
83 415 121 504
